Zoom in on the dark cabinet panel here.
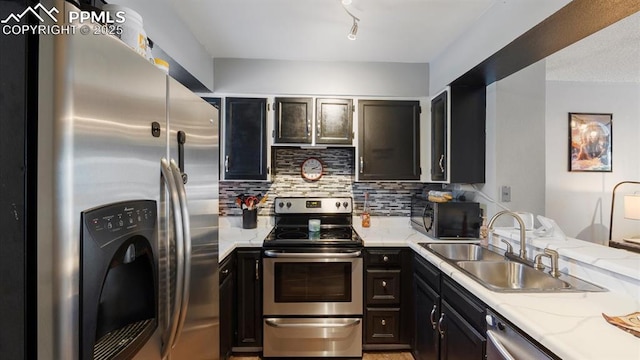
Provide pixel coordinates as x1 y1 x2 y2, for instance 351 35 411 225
358 100 420 180
431 91 447 182
366 269 401 305
224 97 268 180
440 300 486 360
274 97 313 143
219 255 235 360
316 98 353 144
413 274 440 360
430 86 486 183
235 250 262 348
365 308 401 344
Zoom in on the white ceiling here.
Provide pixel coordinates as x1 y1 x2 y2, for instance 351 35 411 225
167 0 499 63
545 11 640 83
159 0 638 83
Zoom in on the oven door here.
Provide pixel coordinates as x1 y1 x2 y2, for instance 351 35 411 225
263 249 363 316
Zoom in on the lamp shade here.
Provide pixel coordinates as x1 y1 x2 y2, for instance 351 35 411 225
623 194 640 220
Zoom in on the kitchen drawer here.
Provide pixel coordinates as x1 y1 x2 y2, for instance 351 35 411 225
366 249 402 267
365 308 400 344
366 269 401 305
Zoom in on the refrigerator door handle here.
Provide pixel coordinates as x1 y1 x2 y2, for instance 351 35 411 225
169 159 192 349
160 159 185 359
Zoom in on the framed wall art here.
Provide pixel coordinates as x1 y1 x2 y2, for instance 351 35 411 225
568 112 612 172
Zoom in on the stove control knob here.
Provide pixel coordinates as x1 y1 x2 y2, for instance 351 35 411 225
342 201 349 209
336 202 341 208
286 202 292 208
278 202 284 208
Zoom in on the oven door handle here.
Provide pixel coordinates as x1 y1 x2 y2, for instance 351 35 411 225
263 250 362 258
264 318 361 328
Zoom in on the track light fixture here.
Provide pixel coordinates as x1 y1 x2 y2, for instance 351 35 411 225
348 18 358 40
342 3 360 40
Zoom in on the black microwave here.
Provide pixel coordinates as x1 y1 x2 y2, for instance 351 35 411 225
410 196 481 239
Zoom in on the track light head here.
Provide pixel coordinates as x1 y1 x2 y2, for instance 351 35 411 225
348 20 358 40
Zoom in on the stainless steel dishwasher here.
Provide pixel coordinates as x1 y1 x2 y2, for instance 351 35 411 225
485 309 557 360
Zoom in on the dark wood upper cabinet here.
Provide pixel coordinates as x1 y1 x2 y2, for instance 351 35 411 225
430 86 485 184
274 97 313 144
315 98 353 145
431 92 447 182
223 97 269 180
358 100 421 181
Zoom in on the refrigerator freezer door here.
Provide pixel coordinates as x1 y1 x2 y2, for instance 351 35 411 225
37 2 167 358
166 77 220 359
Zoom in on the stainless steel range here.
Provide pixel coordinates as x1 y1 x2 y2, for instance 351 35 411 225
262 197 363 358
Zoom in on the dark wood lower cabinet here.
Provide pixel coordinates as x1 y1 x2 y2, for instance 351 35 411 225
440 300 486 360
235 249 262 350
363 248 412 350
219 255 235 360
413 273 440 360
412 252 486 360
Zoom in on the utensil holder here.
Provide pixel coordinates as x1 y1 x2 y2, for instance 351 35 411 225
242 209 257 229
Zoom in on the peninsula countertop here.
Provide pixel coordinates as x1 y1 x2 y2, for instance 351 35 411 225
219 215 640 360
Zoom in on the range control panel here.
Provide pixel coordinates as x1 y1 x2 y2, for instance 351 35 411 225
274 197 353 214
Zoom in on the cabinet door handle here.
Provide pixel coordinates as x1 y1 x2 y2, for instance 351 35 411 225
221 269 229 275
307 119 311 137
317 121 321 137
430 305 438 329
437 313 445 338
224 155 229 173
438 154 445 172
255 259 260 280
360 157 364 173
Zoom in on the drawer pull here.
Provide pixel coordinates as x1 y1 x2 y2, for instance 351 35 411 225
381 319 386 326
381 281 387 288
437 313 446 338
430 304 437 330
221 269 229 275
382 255 389 262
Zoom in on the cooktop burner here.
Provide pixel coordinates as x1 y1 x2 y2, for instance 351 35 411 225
274 226 353 240
263 226 363 248
263 197 363 249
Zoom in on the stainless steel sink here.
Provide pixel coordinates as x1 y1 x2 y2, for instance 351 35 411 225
421 243 504 261
457 261 569 291
419 242 607 292
456 261 606 292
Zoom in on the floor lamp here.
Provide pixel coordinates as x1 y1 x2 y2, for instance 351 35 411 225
609 181 640 243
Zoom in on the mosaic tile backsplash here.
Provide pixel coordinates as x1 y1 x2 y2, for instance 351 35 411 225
220 147 439 216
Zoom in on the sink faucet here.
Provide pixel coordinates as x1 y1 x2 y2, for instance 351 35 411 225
487 210 530 264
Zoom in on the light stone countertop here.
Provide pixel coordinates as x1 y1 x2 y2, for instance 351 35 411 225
219 215 640 360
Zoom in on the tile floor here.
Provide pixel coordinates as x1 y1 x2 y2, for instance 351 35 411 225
231 352 414 360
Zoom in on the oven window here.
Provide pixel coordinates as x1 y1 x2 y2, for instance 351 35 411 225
274 262 352 302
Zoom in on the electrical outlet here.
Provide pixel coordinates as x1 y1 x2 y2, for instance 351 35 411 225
501 186 511 202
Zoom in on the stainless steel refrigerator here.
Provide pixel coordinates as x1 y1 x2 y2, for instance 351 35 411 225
36 1 219 359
